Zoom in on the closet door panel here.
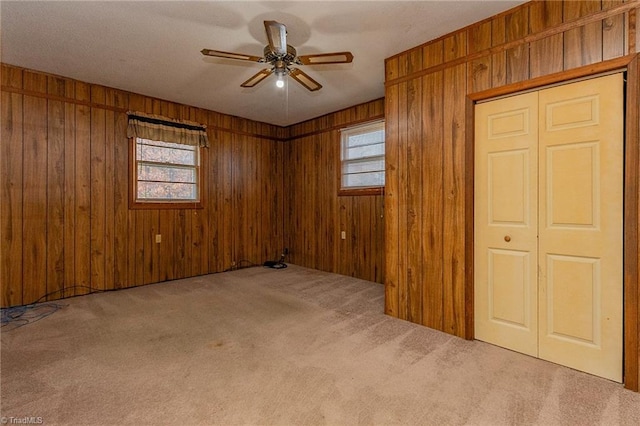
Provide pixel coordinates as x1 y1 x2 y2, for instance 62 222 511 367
538 73 624 382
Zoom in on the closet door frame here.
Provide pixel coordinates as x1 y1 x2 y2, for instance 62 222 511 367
466 54 639 391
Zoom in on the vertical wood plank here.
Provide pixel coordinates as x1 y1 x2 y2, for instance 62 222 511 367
221 131 233 271
444 31 467 62
159 209 175 281
422 71 445 330
442 64 467 338
104 91 116 290
529 0 564 78
90 86 106 291
563 0 603 69
374 194 385 283
194 108 210 274
406 76 423 324
63 82 76 298
46 77 66 300
423 40 444 70
112 95 129 289
386 56 400 82
206 123 220 273
397 81 409 320
491 15 507 88
505 5 530 84
385 84 400 316
127 95 144 288
602 0 626 60
22 71 48 304
75 82 91 296
468 21 492 92
634 7 639 54
187 109 202 276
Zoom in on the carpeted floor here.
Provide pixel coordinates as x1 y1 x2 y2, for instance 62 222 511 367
1 264 639 425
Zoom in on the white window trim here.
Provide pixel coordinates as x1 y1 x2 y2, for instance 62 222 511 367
340 120 385 192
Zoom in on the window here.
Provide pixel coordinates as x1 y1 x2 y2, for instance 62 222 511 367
340 120 385 194
134 138 201 205
127 112 208 209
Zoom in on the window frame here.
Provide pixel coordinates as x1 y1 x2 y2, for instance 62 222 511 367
338 119 385 196
129 136 205 210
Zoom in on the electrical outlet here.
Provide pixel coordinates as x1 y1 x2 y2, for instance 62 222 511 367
155 234 162 243
341 231 346 240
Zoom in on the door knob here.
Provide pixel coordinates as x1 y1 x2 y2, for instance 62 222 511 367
504 235 511 242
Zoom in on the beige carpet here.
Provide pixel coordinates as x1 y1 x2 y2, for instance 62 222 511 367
1 264 639 425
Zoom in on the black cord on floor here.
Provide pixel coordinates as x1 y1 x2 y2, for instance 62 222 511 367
0 285 113 331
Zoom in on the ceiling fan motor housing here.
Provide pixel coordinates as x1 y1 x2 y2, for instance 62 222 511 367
263 45 300 66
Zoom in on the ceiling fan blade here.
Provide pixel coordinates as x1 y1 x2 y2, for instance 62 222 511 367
264 20 287 56
201 49 262 62
297 51 354 65
240 68 273 88
289 68 322 92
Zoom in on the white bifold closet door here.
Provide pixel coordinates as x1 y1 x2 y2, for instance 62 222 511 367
474 73 624 382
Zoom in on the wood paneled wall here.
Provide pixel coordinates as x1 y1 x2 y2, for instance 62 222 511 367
0 64 386 308
285 100 385 283
384 0 640 390
1 64 285 307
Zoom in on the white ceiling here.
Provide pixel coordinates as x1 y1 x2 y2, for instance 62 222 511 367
1 0 526 126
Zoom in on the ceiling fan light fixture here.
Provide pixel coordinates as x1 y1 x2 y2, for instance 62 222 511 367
276 73 285 88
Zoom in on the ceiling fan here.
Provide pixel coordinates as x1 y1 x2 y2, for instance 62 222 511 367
201 20 354 92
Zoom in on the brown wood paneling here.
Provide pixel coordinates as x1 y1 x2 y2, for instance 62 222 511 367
90 85 107 291
442 64 467 337
1 65 24 306
75 81 92 296
406 76 423 324
491 14 507 88
22 71 48 304
468 22 492 92
285 99 385 286
506 4 530 83
603 0 626 60
46 77 66 301
529 0 564 78
385 84 399 315
563 0 603 69
423 40 444 70
63 81 76 298
444 31 467 63
1 63 285 308
421 71 444 330
104 94 116 289
397 81 409 320
111 93 128 289
635 7 639 54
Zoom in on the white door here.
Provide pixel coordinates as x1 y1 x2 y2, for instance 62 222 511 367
537 74 623 382
474 91 539 357
474 73 624 382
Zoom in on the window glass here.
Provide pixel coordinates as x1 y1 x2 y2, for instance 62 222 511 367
134 138 200 204
340 121 385 190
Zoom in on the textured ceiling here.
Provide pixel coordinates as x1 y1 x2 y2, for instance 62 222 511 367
1 1 526 126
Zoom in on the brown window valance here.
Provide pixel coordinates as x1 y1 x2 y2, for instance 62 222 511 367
126 111 209 148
